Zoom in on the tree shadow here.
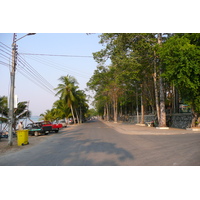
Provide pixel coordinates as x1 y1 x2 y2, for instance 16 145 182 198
28 131 134 166
0 123 135 166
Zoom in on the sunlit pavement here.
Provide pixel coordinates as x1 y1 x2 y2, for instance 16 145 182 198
0 120 200 166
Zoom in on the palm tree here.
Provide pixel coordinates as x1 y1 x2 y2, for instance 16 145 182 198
0 96 8 123
40 109 55 121
52 99 71 121
14 101 31 130
0 96 31 131
54 75 78 124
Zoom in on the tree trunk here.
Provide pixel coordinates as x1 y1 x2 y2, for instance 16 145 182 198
158 33 167 127
106 103 109 121
136 87 139 124
140 86 144 124
191 104 199 127
153 50 160 122
159 74 167 127
113 97 118 123
75 108 80 124
70 104 76 124
104 105 106 120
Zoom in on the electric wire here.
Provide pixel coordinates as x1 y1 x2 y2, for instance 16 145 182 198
0 53 10 61
17 54 55 90
0 42 12 52
17 63 56 95
17 57 56 95
20 52 93 58
23 54 91 79
0 42 55 88
0 43 56 95
0 48 12 58
0 41 93 95
17 67 55 95
0 42 12 49
0 61 10 67
0 42 92 79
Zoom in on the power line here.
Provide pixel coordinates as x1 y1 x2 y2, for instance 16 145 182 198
0 42 93 79
0 44 56 95
0 41 93 94
20 52 93 58
0 48 12 57
23 54 91 79
17 67 55 95
0 53 11 61
17 56 56 95
0 61 10 67
0 42 12 51
17 54 55 90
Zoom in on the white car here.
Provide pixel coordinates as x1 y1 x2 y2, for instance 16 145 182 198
57 120 67 128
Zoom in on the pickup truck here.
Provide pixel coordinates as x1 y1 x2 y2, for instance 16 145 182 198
42 121 63 133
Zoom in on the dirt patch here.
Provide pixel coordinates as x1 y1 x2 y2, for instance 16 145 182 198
0 133 53 156
0 126 75 156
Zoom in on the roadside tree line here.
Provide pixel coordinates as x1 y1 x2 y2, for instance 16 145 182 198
87 33 200 127
40 75 89 124
0 75 91 131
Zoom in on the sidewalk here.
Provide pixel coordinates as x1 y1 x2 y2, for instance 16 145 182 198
101 120 200 135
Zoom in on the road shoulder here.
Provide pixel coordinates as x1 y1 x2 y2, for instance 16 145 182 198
100 120 200 135
0 125 76 156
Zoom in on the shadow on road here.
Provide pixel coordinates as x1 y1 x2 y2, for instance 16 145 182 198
39 128 134 166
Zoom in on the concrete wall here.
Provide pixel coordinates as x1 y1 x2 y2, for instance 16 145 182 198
123 113 193 129
170 113 192 129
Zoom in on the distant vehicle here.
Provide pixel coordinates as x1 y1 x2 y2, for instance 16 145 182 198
25 121 63 136
57 120 67 128
25 122 43 136
0 132 8 138
66 118 74 124
41 121 62 133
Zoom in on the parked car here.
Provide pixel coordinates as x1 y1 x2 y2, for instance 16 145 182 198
42 121 62 132
66 118 74 124
57 120 67 128
25 122 44 136
25 121 63 136
0 131 9 139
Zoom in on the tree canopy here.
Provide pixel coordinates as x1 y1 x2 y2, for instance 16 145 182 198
88 33 200 127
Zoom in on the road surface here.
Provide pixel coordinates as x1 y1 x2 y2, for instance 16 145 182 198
0 120 200 166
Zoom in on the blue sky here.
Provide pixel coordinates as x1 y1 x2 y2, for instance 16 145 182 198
0 33 105 116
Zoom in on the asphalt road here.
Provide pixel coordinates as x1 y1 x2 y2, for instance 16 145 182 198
0 120 200 166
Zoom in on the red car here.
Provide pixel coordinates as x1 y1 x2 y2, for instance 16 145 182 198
42 121 63 133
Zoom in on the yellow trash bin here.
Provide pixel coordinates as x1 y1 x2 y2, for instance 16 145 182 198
16 130 29 146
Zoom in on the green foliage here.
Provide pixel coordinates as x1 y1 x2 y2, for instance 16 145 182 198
89 33 158 117
0 96 8 122
159 34 200 113
55 75 78 107
86 108 98 118
40 75 89 123
0 96 31 128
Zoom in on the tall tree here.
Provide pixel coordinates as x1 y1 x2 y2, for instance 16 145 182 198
159 34 200 127
55 75 78 124
157 33 167 127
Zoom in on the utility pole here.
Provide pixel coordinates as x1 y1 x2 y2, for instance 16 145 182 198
8 33 36 146
8 33 17 146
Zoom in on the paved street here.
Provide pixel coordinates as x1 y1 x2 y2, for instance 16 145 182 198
0 119 200 166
